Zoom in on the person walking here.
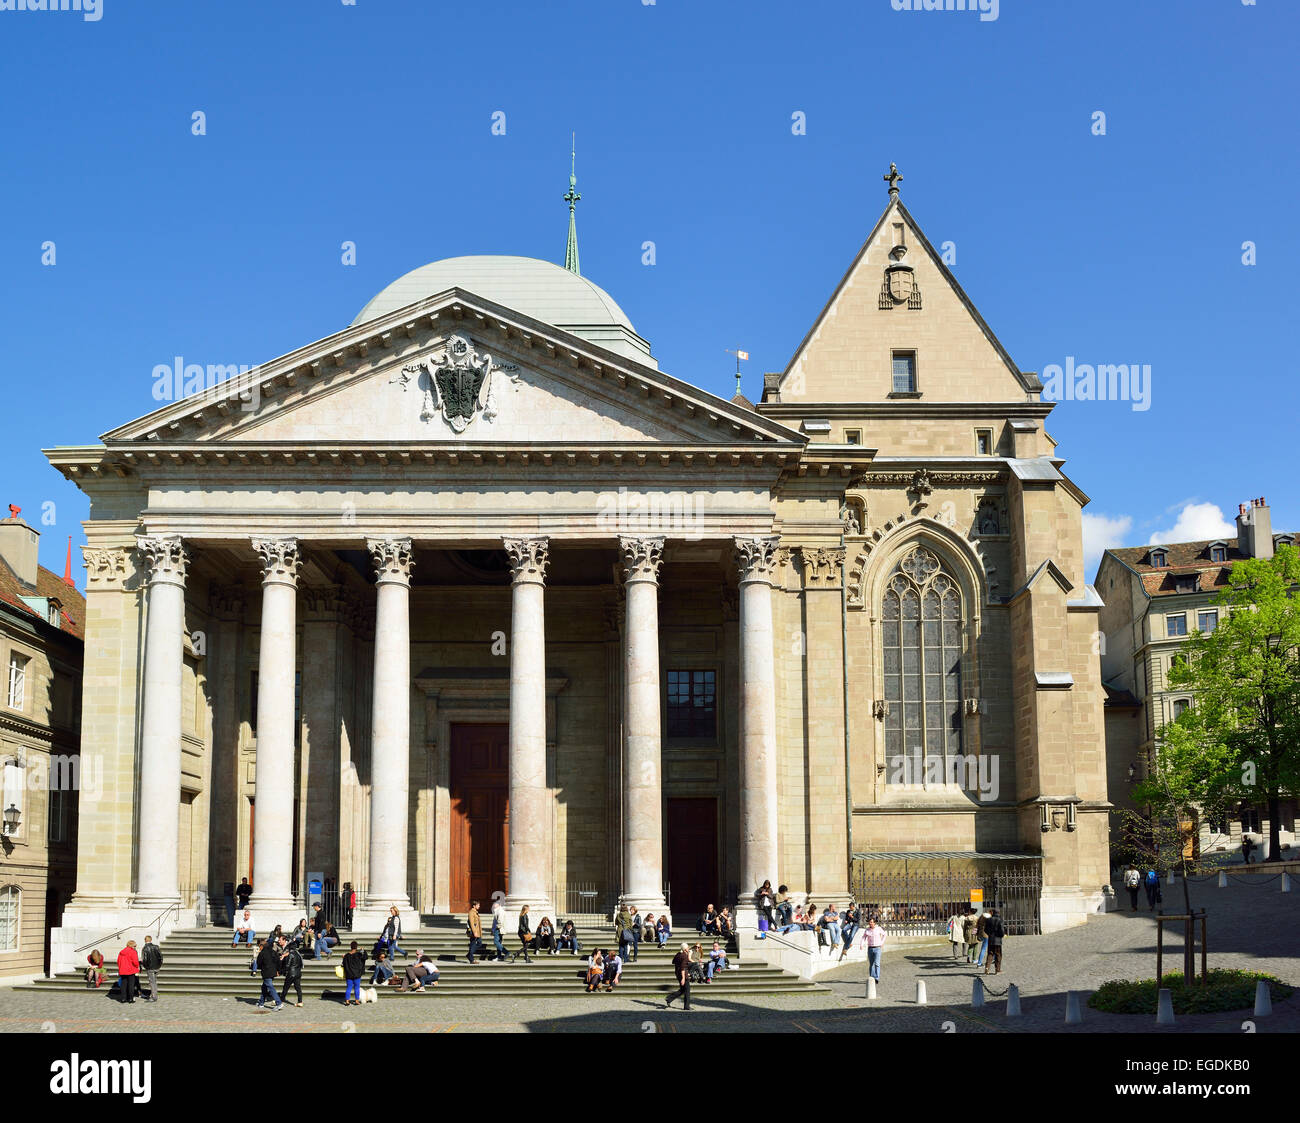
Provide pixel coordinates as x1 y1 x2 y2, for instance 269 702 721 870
863 916 886 982
383 906 406 959
140 934 163 1002
116 940 140 1004
466 900 485 963
947 909 965 959
964 909 980 964
341 940 367 1005
280 937 304 1007
665 942 693 1010
627 908 642 961
1144 869 1161 910
615 903 636 963
983 908 1005 975
491 896 509 961
1123 863 1141 910
974 910 990 968
256 937 284 1011
514 904 535 963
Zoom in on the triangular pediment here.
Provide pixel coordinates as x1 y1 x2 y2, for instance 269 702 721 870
779 199 1039 404
101 289 802 450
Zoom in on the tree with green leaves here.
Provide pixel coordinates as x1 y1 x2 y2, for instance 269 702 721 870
1140 544 1300 865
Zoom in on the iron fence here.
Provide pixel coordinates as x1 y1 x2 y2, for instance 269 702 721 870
849 864 1042 936
548 883 674 921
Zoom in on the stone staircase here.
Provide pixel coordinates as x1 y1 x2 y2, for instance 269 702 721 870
23 915 821 999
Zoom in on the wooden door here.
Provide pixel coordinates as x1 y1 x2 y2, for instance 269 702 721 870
665 797 718 918
449 723 509 912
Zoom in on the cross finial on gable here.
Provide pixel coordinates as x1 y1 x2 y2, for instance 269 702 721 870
883 162 903 200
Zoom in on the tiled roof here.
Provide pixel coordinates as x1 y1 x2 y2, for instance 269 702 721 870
0 555 86 640
1106 536 1294 599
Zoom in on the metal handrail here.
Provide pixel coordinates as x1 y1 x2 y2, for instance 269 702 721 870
754 930 816 958
74 901 182 955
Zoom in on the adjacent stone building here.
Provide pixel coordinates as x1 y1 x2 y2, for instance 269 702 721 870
42 169 1111 966
0 509 83 982
1097 497 1298 859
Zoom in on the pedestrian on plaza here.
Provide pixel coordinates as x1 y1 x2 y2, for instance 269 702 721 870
947 908 965 959
85 949 106 989
963 909 980 963
863 916 886 982
383 906 406 959
983 908 1005 975
371 948 395 987
341 940 367 1006
1144 869 1161 910
665 942 693 1010
401 950 439 992
514 904 535 963
466 900 485 963
236 877 252 911
491 896 509 961
616 902 636 962
1123 863 1141 910
975 910 990 968
1242 836 1255 865
280 937 304 1007
140 934 163 1002
627 907 642 961
256 936 284 1011
116 940 140 1004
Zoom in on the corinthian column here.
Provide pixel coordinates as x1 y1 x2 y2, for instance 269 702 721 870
734 535 781 930
503 536 553 917
251 537 301 916
132 535 189 910
362 538 414 918
619 536 669 917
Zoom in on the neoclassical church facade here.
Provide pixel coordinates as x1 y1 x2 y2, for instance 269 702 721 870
44 170 1110 960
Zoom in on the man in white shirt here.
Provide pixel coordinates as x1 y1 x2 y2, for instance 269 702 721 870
232 909 256 947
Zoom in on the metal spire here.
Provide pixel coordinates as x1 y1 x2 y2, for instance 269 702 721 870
564 135 581 275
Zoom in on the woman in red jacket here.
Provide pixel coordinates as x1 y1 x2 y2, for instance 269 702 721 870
116 940 140 1004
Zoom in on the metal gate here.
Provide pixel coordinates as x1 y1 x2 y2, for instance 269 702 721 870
849 856 1042 936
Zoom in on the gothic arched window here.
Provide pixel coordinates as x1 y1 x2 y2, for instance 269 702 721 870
881 546 963 784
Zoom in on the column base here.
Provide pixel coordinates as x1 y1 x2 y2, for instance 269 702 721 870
504 893 554 922
734 904 764 932
352 896 412 935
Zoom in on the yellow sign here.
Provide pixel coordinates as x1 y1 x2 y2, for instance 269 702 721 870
969 889 984 906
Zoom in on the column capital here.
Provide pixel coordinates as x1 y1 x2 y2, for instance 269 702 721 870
367 537 415 587
733 535 781 586
504 536 549 585
136 535 189 587
252 537 302 588
83 545 132 590
619 535 665 585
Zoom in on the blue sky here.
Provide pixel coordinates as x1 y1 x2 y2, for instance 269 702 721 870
1 0 1295 584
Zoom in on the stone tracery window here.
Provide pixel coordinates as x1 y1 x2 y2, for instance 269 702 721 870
881 546 963 784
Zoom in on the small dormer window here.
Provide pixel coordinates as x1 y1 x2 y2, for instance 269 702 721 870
1209 543 1227 563
1150 549 1168 568
47 603 60 627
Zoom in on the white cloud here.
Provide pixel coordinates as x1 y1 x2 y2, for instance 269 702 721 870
1146 502 1236 546
1083 512 1134 579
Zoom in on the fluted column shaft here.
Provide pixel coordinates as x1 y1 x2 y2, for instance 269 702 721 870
251 538 301 912
133 535 189 908
735 536 781 927
503 537 552 915
365 538 413 910
620 536 669 915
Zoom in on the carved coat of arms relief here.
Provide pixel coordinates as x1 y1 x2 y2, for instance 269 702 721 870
392 333 519 432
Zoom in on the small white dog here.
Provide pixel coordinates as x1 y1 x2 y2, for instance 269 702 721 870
360 987 379 1004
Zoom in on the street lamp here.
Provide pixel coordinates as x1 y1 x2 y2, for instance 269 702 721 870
2 803 20 836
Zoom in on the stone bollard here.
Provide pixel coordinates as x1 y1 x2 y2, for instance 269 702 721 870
1156 987 1175 1025
1283 873 1291 893
916 980 928 1005
1065 991 1082 1024
972 978 984 1008
1006 984 1021 1016
1254 980 1272 1017
1218 870 1228 888
867 977 877 1000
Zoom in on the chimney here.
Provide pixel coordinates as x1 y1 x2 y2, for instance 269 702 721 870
0 508 40 587
1235 496 1273 559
